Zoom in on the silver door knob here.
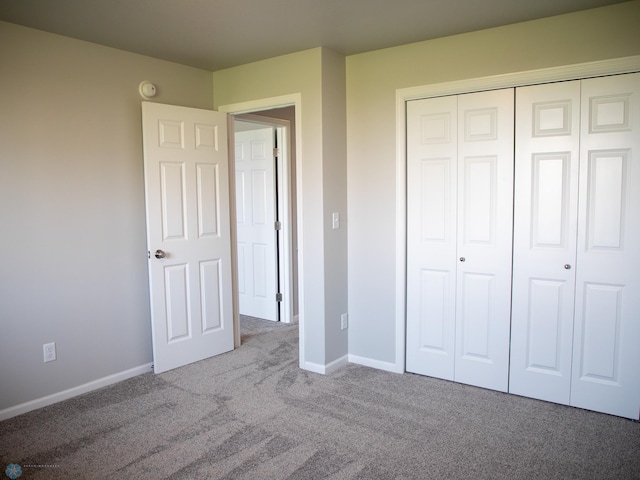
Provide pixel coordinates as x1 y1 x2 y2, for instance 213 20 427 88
459 257 466 262
564 264 571 270
154 249 166 259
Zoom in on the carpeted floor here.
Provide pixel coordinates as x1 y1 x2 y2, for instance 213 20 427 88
1 317 639 479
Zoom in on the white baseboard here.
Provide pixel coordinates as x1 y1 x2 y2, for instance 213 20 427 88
300 360 326 374
325 354 348 374
348 354 404 374
0 363 153 421
301 354 348 375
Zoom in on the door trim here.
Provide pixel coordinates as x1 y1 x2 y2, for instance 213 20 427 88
395 55 640 374
219 94 303 361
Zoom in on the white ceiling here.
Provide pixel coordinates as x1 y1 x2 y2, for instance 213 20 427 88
0 0 628 71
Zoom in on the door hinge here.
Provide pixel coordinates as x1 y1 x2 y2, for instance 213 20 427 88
275 221 282 230
273 147 280 157
276 293 283 302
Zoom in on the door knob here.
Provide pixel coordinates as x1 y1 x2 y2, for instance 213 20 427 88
154 249 166 259
564 264 571 270
459 257 466 262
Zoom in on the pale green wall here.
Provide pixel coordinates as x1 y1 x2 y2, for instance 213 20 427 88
346 1 640 365
214 48 348 368
0 21 214 413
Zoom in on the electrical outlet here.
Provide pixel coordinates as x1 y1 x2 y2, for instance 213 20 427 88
341 313 348 330
43 342 56 363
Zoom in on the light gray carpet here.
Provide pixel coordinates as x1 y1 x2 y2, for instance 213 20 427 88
1 317 639 479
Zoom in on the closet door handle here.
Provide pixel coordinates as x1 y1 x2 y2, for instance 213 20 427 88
459 257 466 262
564 264 571 270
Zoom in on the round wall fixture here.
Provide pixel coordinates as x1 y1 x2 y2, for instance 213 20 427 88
139 81 157 99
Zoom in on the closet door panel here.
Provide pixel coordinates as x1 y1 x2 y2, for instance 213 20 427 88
406 96 458 380
510 81 580 404
458 272 494 356
455 89 514 392
572 73 640 420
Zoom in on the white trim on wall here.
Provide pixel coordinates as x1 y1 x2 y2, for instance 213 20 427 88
395 55 640 374
349 354 401 374
306 354 349 375
0 363 153 421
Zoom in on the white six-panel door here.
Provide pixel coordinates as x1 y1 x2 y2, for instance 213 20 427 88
142 102 234 374
510 80 581 404
571 73 640 419
235 127 278 321
406 89 514 392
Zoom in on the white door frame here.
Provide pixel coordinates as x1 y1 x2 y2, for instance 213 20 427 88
219 94 303 355
395 56 640 374
234 114 293 324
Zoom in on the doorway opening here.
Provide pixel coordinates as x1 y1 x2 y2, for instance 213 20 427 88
231 107 299 343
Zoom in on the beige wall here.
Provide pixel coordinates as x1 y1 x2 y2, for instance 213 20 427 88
0 21 214 413
346 1 640 366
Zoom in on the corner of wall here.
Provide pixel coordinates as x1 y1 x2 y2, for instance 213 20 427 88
320 48 349 367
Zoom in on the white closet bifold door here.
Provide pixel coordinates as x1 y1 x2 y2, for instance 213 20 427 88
571 72 640 420
406 89 514 392
454 89 514 393
408 73 639 418
510 80 581 404
406 95 458 381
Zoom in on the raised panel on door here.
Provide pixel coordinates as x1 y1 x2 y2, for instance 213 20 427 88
196 163 219 238
454 88 514 392
234 126 277 321
572 73 640 419
160 161 187 240
164 264 190 341
510 81 580 404
406 95 458 380
200 259 223 332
